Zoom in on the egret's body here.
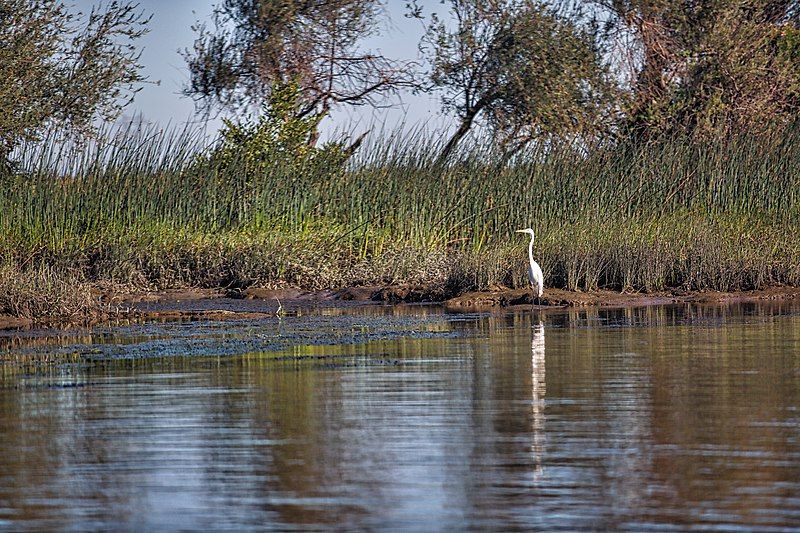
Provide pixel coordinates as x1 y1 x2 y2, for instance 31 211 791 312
516 228 544 298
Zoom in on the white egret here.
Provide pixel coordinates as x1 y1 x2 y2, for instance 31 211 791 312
516 228 544 299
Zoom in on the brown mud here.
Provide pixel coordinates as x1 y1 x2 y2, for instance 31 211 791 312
443 286 800 311
108 283 800 314
2 284 800 330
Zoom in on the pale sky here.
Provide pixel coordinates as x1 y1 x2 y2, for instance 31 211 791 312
73 0 450 139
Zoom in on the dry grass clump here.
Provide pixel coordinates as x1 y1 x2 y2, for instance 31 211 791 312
0 266 95 319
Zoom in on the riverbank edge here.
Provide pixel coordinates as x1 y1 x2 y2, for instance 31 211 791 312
2 284 799 330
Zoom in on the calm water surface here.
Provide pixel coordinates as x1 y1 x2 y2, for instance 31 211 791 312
1 302 799 531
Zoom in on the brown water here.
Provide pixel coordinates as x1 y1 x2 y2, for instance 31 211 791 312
1 303 799 531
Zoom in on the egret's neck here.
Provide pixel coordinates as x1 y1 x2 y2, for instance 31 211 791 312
527 234 535 264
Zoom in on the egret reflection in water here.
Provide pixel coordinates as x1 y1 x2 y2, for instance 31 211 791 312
530 321 546 478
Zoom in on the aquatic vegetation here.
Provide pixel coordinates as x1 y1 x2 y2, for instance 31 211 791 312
0 122 798 318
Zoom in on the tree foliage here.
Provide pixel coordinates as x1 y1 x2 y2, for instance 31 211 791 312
587 0 800 137
205 81 348 171
0 0 150 160
416 0 615 158
183 0 417 124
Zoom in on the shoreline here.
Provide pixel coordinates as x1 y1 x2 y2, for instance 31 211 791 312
2 284 799 331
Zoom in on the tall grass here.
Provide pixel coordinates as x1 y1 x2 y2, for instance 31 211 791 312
1 122 799 315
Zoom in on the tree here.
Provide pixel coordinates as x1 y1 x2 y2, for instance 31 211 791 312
0 0 150 163
416 0 615 159
587 0 800 137
182 0 417 130
204 80 348 171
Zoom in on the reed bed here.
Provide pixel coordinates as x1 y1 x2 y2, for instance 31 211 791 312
1 123 798 318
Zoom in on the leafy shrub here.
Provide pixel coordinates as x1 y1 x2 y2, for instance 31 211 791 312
203 81 348 172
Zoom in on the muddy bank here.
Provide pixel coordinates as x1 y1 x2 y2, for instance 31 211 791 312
118 284 800 315
443 286 800 311
108 285 443 305
3 284 800 330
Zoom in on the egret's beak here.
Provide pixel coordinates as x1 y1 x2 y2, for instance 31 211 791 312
515 229 526 233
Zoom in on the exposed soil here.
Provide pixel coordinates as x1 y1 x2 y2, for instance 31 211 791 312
120 283 800 314
443 286 800 311
99 287 226 304
3 284 800 330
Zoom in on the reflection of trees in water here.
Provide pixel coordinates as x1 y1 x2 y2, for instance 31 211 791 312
531 322 546 479
3 307 800 529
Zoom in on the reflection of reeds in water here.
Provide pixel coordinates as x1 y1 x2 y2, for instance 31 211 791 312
531 322 546 478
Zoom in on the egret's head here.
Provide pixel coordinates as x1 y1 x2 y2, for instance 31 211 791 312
516 228 535 237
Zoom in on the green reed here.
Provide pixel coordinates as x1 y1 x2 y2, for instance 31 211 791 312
1 121 798 307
